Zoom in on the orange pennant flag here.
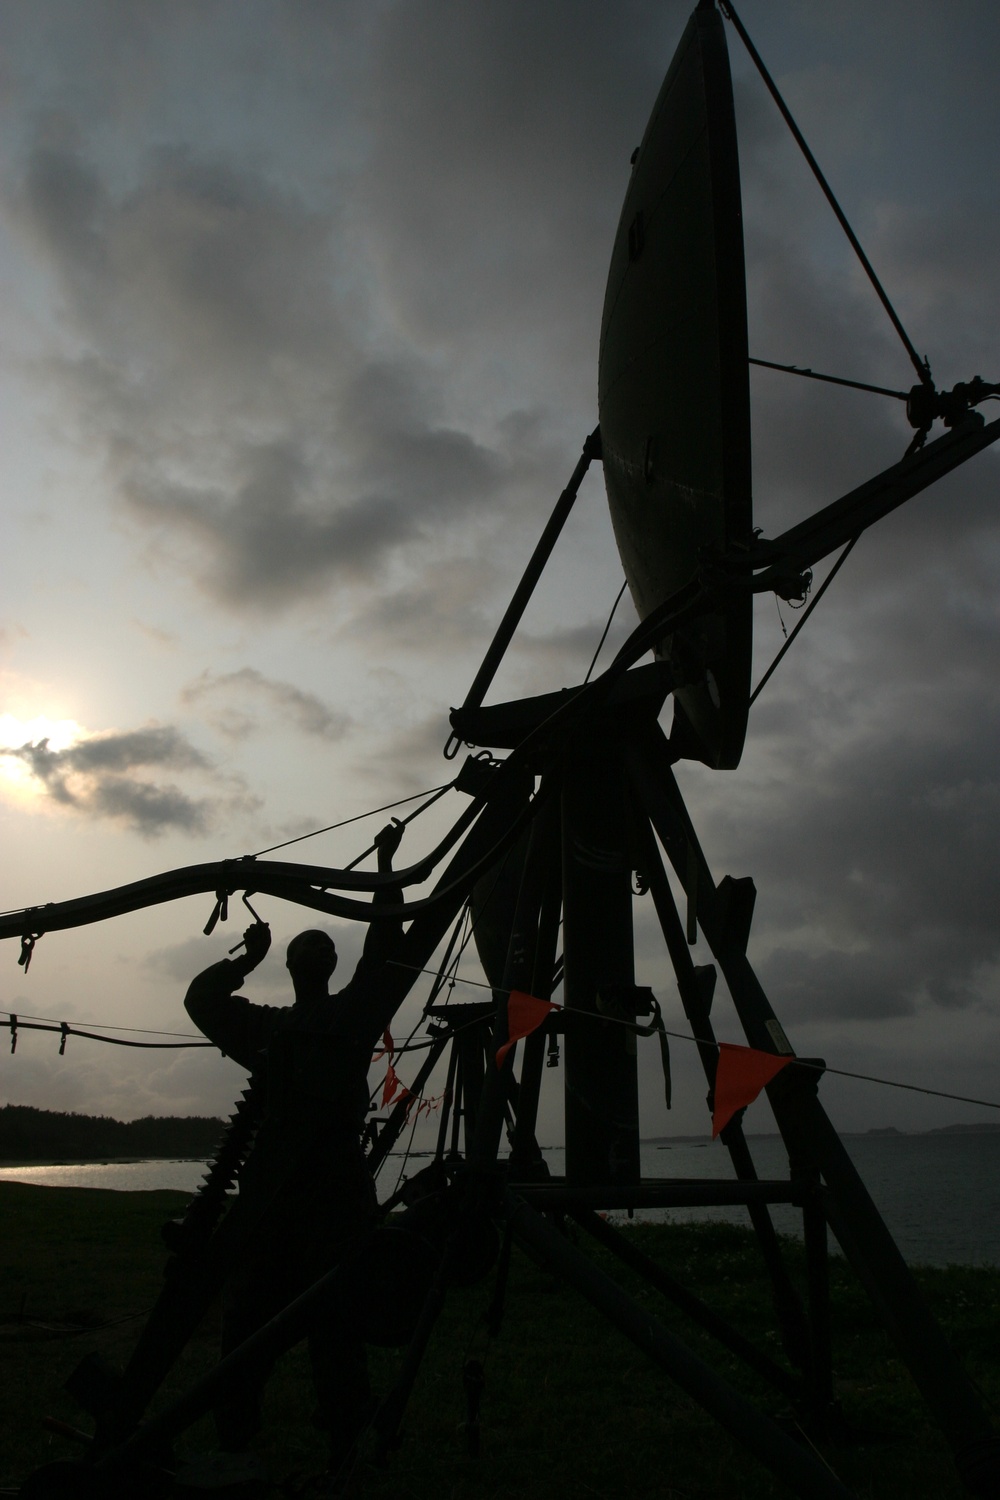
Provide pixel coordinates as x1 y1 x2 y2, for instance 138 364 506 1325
712 1043 793 1138
496 990 557 1069
382 1063 401 1108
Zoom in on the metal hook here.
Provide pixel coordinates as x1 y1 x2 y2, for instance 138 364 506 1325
241 892 262 923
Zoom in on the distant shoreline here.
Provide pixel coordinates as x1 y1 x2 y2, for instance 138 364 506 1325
6 1126 1000 1165
643 1124 1000 1145
0 1155 210 1168
0 1104 225 1164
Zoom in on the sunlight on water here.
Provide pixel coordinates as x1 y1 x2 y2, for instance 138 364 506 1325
0 1160 210 1192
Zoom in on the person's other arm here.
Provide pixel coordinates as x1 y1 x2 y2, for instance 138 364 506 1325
360 819 405 970
184 922 278 1071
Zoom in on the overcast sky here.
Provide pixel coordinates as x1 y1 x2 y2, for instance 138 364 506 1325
1 1 999 1149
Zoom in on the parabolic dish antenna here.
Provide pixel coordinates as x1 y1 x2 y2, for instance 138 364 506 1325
599 2 751 769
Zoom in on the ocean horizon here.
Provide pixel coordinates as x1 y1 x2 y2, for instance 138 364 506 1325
2 1128 998 1268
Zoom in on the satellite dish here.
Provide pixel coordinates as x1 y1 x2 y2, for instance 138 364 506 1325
599 2 751 769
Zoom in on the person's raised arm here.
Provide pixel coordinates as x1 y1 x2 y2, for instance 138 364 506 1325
361 819 405 969
184 921 275 1069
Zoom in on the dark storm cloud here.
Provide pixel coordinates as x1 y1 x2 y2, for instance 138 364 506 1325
21 136 341 368
182 667 351 741
359 0 685 371
687 623 1000 1024
11 116 555 615
4 725 254 837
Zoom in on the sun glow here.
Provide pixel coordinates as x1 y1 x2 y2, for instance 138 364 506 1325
0 714 86 800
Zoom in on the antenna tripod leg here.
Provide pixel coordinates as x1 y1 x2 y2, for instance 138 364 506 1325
506 1191 858 1500
625 787 817 1386
629 718 1000 1485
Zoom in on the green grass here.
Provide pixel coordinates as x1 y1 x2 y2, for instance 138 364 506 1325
2 1183 999 1498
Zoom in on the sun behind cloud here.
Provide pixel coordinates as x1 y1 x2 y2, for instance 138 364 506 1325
0 714 85 801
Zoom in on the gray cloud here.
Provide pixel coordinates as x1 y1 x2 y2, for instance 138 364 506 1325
11 124 551 617
5 725 227 837
684 628 1000 1025
182 667 351 742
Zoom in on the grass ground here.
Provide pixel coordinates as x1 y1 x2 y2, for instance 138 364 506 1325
2 1182 999 1498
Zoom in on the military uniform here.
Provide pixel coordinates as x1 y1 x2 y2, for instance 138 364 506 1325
185 920 401 1459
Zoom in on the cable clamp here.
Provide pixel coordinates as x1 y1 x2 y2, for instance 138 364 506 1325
203 890 232 936
18 933 39 972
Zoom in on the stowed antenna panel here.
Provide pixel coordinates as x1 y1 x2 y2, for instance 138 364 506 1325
599 1 752 769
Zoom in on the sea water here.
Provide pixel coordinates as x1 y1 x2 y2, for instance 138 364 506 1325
2 1132 997 1268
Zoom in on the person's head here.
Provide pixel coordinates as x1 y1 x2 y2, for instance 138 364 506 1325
285 929 338 997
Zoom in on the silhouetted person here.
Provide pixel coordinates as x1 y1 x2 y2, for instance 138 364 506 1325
184 820 406 1473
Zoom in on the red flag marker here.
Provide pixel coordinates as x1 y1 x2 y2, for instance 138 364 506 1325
374 1028 394 1062
712 1043 793 1137
382 1063 401 1108
496 991 558 1068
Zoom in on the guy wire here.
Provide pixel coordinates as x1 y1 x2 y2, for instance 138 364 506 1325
750 535 860 706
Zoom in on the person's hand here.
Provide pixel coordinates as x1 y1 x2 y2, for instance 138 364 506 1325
373 818 404 867
241 921 271 969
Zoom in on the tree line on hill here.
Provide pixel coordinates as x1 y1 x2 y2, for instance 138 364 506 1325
0 1104 224 1161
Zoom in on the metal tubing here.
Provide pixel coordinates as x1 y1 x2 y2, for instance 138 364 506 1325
507 1193 858 1500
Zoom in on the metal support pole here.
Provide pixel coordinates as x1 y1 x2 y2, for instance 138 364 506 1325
451 429 601 730
510 858 563 1176
562 735 639 1186
801 1179 835 1421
